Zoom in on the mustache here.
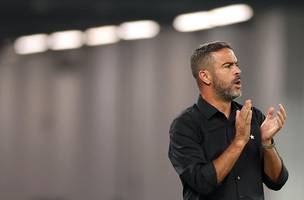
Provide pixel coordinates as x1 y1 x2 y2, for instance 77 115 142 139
232 75 241 84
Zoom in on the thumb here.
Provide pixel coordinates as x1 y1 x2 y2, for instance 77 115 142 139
236 110 240 119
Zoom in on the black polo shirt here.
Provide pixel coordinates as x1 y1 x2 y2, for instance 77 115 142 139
168 95 288 200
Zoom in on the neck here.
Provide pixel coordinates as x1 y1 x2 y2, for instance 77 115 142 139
200 92 232 118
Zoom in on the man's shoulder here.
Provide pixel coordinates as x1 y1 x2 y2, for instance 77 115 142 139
170 103 202 132
174 102 202 122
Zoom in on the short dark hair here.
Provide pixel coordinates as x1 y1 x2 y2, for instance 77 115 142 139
190 41 233 86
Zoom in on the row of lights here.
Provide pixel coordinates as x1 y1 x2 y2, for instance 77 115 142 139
14 4 253 55
15 20 160 55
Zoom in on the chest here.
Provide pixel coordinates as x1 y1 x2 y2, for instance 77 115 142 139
199 117 262 161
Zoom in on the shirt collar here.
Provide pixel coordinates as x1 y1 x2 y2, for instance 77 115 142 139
196 95 240 119
196 95 218 119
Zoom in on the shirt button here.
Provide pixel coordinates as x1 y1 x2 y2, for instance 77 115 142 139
237 176 241 180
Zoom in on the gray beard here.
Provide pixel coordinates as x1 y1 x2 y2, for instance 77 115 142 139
213 81 241 102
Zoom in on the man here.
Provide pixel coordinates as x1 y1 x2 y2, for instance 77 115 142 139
168 41 288 200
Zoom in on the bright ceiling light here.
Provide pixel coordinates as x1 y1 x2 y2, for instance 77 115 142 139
14 34 48 55
48 30 84 50
173 4 253 32
85 26 120 46
118 20 160 40
173 11 213 32
210 4 253 26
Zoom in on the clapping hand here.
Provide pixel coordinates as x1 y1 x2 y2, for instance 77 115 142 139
260 104 286 143
235 100 252 145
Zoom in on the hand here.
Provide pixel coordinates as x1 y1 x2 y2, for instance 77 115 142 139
234 100 253 146
260 104 286 143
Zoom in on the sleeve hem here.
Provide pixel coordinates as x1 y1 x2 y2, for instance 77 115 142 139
263 160 289 190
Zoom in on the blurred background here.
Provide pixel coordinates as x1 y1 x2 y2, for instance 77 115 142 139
0 0 303 199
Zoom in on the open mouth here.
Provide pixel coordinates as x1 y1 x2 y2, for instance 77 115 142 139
235 80 241 85
233 79 241 88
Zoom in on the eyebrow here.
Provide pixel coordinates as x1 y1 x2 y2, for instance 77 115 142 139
222 61 239 66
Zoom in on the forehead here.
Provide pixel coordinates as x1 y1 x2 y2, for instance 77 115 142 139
210 48 237 64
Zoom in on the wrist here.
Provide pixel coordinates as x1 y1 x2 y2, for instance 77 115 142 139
262 138 272 145
232 138 247 149
262 138 275 149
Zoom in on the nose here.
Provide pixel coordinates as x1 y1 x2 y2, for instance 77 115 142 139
234 65 241 74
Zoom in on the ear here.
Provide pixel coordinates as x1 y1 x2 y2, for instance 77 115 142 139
198 69 211 85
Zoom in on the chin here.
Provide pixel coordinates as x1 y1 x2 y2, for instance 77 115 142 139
231 91 242 100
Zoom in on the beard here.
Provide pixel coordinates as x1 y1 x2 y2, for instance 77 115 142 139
212 74 242 101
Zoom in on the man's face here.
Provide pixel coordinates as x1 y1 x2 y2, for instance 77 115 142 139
209 48 242 101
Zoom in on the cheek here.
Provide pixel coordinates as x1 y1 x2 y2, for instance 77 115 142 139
214 74 231 85
213 70 233 84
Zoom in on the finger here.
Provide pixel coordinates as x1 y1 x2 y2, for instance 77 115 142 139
236 110 240 120
241 100 252 119
266 107 275 119
276 117 283 129
277 111 285 126
246 110 252 125
279 104 287 120
244 99 252 110
245 100 252 120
